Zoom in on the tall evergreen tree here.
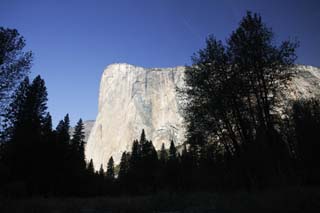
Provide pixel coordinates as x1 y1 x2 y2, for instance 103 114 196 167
71 118 86 163
140 129 146 144
118 152 130 181
118 151 130 191
2 77 30 140
56 114 70 144
99 164 105 177
130 139 141 169
2 76 48 193
106 156 115 180
159 143 168 165
42 112 53 139
87 159 95 174
169 140 177 161
167 140 179 190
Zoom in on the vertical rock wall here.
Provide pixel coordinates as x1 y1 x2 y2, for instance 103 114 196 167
85 63 185 167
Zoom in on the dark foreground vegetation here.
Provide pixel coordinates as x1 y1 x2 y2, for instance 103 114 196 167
1 11 320 212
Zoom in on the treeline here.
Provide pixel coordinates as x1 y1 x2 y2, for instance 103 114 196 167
0 75 98 196
93 130 194 195
89 98 320 194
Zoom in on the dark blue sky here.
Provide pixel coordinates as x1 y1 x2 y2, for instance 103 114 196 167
1 0 319 125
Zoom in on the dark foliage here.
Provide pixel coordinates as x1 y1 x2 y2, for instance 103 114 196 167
178 11 299 190
0 27 32 118
0 76 93 196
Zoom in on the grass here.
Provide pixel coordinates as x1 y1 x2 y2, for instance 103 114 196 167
0 187 320 212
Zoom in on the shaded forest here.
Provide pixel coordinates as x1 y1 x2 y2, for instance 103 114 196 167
1 12 320 199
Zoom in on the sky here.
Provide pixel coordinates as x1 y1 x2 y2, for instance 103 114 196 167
1 0 320 126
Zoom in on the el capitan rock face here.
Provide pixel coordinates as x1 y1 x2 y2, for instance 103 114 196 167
85 63 320 168
85 63 186 167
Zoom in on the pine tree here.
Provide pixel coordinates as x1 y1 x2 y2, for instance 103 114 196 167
140 129 146 144
71 118 86 163
118 151 130 192
87 159 95 175
169 140 177 161
2 77 30 140
130 139 141 169
118 152 129 181
159 143 168 165
99 164 105 177
41 112 56 193
166 140 179 190
42 112 53 139
140 129 149 161
106 156 115 180
2 78 30 180
56 114 70 144
2 76 48 193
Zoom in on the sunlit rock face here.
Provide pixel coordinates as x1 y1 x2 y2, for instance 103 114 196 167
85 63 320 168
85 63 185 167
287 65 320 99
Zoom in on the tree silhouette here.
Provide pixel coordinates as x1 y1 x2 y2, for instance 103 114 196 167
118 151 130 192
71 118 86 167
2 76 48 193
106 156 115 180
159 143 168 165
167 140 179 190
179 11 298 189
87 159 94 174
56 114 70 145
119 152 130 180
0 27 32 115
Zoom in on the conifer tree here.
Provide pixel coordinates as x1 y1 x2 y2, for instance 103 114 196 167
55 114 73 189
87 159 95 175
118 151 130 191
159 143 168 165
42 112 53 139
99 164 105 177
2 78 30 178
167 140 179 189
106 156 115 180
140 129 146 144
169 140 177 161
2 76 48 192
2 77 30 139
130 139 141 169
71 118 86 164
56 114 70 144
118 152 129 180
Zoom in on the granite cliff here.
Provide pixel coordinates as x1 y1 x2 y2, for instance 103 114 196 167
85 63 185 166
85 63 320 168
